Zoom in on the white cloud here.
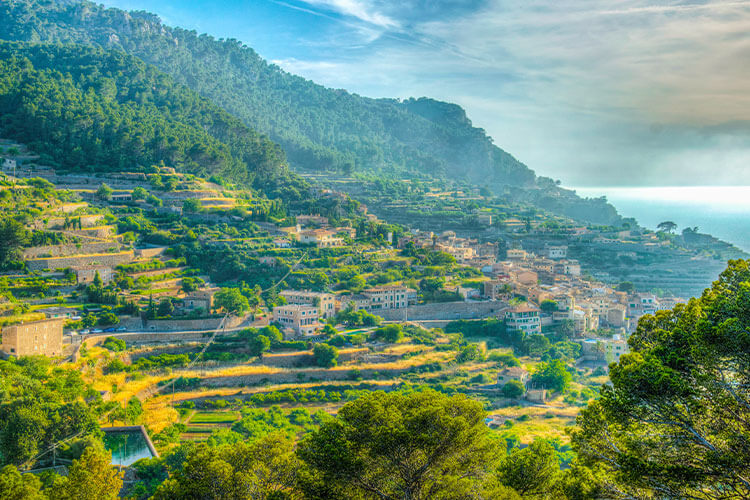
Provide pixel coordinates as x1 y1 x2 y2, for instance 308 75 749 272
273 0 750 185
300 0 399 28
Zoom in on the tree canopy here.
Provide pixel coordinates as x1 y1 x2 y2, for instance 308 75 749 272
572 259 750 498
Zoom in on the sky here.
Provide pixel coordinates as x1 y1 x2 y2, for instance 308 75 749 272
100 0 750 187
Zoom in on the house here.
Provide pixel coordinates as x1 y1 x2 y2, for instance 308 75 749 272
361 285 416 311
1 158 17 171
482 280 508 300
110 192 133 202
298 229 344 248
553 260 581 276
607 303 627 328
504 304 542 334
580 336 630 362
506 248 527 260
337 294 371 311
259 256 277 267
279 290 337 319
628 293 657 318
184 288 219 313
1 318 64 357
272 305 320 337
73 266 114 285
515 270 538 286
545 245 568 259
497 366 529 386
273 238 291 248
37 307 79 320
525 389 547 402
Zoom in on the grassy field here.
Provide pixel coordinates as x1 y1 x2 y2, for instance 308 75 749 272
189 411 240 424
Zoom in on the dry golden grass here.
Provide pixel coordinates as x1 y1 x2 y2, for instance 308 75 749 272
489 405 581 444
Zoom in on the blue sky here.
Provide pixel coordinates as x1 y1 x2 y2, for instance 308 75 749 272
101 0 750 187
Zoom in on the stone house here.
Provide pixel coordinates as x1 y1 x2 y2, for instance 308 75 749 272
1 318 64 357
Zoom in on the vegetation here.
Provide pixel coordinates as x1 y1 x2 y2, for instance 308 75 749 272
0 42 305 200
0 0 629 225
572 260 750 498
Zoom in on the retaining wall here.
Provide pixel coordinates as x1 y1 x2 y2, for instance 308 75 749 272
142 315 244 332
26 250 134 271
23 242 119 259
375 300 506 321
260 348 368 367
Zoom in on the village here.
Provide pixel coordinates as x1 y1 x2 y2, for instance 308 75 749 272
0 139 708 487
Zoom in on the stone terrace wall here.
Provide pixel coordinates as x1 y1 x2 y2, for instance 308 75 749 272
201 366 409 388
142 315 244 332
26 250 134 271
32 214 104 230
261 348 367 367
27 250 133 271
23 242 119 259
376 300 506 321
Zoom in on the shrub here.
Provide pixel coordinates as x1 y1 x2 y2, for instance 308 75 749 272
102 336 126 352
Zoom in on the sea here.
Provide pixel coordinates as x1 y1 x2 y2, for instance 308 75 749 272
572 186 750 253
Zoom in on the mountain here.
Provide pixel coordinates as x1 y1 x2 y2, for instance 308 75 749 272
0 40 307 200
0 0 624 225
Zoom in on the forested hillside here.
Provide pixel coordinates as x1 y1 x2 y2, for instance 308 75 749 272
0 41 307 200
0 0 624 224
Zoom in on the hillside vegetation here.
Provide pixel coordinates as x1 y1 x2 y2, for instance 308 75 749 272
0 0 623 224
0 41 306 201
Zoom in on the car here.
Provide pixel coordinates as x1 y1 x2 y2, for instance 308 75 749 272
103 327 116 333
92 329 103 334
116 327 127 332
81 329 91 335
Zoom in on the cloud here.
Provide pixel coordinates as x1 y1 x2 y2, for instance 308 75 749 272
299 0 399 28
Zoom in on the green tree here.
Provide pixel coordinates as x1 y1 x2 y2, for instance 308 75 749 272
457 343 486 363
530 359 572 392
0 464 44 499
656 221 677 234
131 186 148 201
49 447 122 500
182 199 201 213
0 218 28 265
125 397 143 425
572 260 750 498
313 343 338 368
96 183 113 201
180 277 202 293
157 298 174 317
153 435 303 499
496 439 560 497
616 281 635 293
101 337 126 352
248 335 271 357
501 380 525 399
540 299 557 313
372 324 403 343
298 390 502 500
214 288 250 315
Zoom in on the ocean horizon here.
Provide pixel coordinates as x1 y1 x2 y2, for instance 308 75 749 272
573 186 750 253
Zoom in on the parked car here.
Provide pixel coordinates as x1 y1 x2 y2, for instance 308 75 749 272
116 327 127 332
103 327 116 333
92 329 103 334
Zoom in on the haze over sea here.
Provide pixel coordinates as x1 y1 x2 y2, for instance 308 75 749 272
573 186 750 253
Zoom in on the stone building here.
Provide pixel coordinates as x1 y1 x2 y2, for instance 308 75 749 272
273 305 320 337
1 318 64 357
